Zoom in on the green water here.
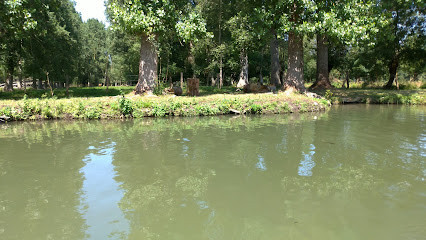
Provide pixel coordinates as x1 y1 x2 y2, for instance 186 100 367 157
0 105 425 240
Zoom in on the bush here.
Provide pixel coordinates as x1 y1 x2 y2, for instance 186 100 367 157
119 96 133 116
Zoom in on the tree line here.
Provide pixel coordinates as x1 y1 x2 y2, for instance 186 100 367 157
1 0 424 93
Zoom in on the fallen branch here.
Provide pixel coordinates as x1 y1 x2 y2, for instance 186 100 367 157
230 109 241 114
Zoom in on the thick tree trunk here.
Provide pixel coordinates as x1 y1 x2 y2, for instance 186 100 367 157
237 50 249 88
284 32 306 92
310 34 332 90
135 34 157 94
38 78 43 89
4 61 14 91
384 54 399 89
270 29 281 87
210 73 216 86
4 73 13 92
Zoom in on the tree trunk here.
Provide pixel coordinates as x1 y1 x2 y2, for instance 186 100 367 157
180 72 184 88
38 78 43 89
4 54 16 91
65 75 70 97
384 54 399 89
218 0 223 89
18 65 23 90
260 72 264 85
345 71 349 89
270 29 281 87
4 73 13 92
104 59 110 90
188 41 195 78
284 31 306 92
4 63 14 91
219 57 223 89
237 50 249 88
310 34 332 90
17 77 22 89
135 34 157 94
210 73 216 86
46 72 54 97
395 72 399 90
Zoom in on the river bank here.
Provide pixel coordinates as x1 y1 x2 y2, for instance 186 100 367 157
1 87 425 122
0 92 329 122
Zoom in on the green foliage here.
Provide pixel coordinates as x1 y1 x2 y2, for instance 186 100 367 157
118 96 133 116
250 104 263 114
79 19 108 86
324 90 333 100
0 0 423 94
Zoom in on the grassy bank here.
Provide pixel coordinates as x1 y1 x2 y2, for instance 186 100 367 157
0 92 329 122
314 89 425 105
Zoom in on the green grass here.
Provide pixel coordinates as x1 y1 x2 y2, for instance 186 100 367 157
0 86 240 100
0 86 135 100
0 92 329 122
2 85 424 123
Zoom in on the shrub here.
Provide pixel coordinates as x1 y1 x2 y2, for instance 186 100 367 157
119 96 133 116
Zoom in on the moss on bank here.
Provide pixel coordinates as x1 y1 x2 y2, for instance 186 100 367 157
0 92 329 122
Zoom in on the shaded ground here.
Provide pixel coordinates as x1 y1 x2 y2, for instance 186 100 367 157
0 86 241 100
0 86 135 100
313 89 425 105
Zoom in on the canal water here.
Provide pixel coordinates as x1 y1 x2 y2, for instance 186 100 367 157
0 105 425 239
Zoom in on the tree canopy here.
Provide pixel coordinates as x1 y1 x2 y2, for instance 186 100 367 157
0 0 424 93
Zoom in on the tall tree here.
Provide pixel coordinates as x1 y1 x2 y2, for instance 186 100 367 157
24 0 82 92
0 0 36 91
379 0 425 88
309 0 378 90
80 19 108 86
228 12 255 88
251 0 285 87
107 0 208 94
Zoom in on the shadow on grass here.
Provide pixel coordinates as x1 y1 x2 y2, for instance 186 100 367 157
0 86 241 100
313 88 425 104
197 86 240 96
0 86 135 100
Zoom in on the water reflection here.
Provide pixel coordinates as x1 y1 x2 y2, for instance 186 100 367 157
80 141 129 239
0 123 88 239
255 155 267 171
298 144 316 177
1 106 425 239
